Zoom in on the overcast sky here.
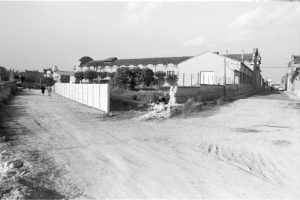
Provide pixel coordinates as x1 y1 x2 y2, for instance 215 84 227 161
0 1 299 82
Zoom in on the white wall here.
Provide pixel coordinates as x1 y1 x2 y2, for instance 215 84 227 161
177 52 240 86
54 83 110 113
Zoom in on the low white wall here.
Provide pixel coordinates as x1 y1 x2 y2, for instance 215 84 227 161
55 83 110 113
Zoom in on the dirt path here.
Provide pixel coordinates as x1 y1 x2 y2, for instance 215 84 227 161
1 89 300 199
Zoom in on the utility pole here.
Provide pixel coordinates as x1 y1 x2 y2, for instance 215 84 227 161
224 50 228 97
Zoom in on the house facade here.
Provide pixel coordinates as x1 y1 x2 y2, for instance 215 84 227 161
287 55 300 92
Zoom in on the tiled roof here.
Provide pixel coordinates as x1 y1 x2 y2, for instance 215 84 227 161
56 71 74 76
82 56 192 67
224 54 253 63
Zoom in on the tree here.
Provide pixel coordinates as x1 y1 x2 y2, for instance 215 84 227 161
154 71 166 79
115 67 130 89
141 68 154 87
43 77 55 86
130 67 142 89
154 71 166 87
79 56 93 66
74 71 84 83
166 74 178 86
60 75 70 83
83 70 97 83
97 71 108 79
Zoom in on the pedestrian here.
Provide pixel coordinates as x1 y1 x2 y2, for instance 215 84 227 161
47 86 52 96
41 85 46 95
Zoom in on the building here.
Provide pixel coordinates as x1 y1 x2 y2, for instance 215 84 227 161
76 56 192 75
287 55 300 92
76 48 262 93
52 70 75 83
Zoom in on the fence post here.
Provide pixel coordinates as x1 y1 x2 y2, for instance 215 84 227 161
183 73 185 86
191 74 192 86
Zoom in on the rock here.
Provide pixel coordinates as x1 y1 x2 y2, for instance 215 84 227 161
13 160 23 169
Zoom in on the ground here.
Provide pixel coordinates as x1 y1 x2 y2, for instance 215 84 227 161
1 89 300 199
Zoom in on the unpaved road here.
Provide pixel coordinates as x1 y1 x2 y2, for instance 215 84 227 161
1 90 300 199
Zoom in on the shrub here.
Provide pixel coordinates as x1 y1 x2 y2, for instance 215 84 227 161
60 75 70 83
115 67 130 89
74 71 84 83
154 71 166 79
83 70 97 83
97 71 108 79
141 68 154 87
43 77 55 86
166 74 178 86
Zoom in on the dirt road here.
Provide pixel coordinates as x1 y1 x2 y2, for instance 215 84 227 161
1 90 300 199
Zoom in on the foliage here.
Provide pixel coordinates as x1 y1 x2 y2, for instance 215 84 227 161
60 75 70 83
115 67 131 89
141 68 154 87
154 71 166 79
129 67 143 89
97 71 108 79
43 77 55 86
79 56 93 66
74 71 84 83
166 74 178 86
83 70 97 82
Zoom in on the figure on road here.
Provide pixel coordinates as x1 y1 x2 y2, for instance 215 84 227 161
47 86 52 96
41 85 46 95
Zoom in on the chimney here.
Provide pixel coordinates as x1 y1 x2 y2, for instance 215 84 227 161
242 50 244 63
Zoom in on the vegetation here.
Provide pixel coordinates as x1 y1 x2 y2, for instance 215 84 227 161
154 71 166 80
141 68 154 87
97 72 108 79
154 71 166 88
79 56 93 66
166 74 178 86
60 75 70 83
43 77 55 86
74 71 84 83
115 67 131 89
83 70 97 83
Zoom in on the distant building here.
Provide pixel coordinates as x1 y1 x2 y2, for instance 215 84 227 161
53 70 75 83
75 48 263 92
287 55 300 91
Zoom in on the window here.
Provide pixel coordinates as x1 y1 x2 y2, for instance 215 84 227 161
167 71 175 75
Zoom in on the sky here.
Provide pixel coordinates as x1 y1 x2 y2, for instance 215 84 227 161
0 1 300 82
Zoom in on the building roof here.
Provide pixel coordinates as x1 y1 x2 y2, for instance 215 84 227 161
82 56 192 67
224 54 253 63
55 70 75 76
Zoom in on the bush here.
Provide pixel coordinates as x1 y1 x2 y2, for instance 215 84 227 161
74 71 84 83
115 68 131 89
97 71 108 79
43 77 55 86
154 71 166 79
83 70 97 83
141 68 154 87
166 74 178 86
60 75 70 83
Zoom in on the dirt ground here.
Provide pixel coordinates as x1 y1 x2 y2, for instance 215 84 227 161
1 89 300 199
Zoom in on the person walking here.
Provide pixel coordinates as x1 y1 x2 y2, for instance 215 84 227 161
47 86 52 96
41 85 46 95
